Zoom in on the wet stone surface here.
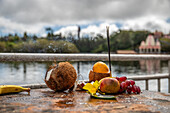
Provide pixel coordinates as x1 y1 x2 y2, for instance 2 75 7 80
0 88 170 113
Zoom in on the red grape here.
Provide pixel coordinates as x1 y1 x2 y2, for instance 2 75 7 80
126 86 132 94
119 76 127 82
130 80 135 86
136 86 141 94
119 82 127 93
125 80 131 87
116 77 119 81
127 89 131 94
132 85 137 93
77 83 85 89
120 82 126 90
119 88 125 93
116 76 141 95
127 86 132 90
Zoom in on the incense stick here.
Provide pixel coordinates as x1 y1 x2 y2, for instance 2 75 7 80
106 26 112 75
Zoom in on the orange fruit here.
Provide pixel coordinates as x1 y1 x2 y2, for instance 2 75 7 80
92 61 109 73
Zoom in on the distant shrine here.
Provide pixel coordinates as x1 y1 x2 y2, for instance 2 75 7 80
139 35 161 54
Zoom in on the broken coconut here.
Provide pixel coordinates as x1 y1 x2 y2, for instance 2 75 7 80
45 62 77 91
89 70 111 82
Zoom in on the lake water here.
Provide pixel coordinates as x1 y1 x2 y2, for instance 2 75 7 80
0 60 169 93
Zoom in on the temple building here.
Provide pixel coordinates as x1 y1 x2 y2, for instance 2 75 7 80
139 35 161 54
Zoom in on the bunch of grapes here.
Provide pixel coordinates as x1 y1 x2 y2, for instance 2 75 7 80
116 76 141 94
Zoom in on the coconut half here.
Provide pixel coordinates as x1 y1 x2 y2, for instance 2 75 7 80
89 70 111 82
45 62 77 91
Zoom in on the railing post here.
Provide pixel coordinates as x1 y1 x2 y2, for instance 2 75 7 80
23 63 26 73
77 62 80 76
168 60 170 93
146 80 149 90
23 63 26 81
158 78 161 92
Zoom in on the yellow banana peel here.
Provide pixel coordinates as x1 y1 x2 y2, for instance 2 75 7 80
0 85 30 95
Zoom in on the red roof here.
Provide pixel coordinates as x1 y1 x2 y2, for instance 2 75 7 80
117 50 136 54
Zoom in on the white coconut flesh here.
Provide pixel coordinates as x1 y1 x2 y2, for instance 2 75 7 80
46 69 53 81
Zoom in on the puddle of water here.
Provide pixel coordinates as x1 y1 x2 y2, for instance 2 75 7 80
54 99 75 108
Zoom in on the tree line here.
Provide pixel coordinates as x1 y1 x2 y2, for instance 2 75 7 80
0 29 170 53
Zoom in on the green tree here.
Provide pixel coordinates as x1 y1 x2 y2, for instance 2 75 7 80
73 35 106 53
109 30 150 52
160 38 170 52
23 32 28 41
33 34 38 41
46 27 53 40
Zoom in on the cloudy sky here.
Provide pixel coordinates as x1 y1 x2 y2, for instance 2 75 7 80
0 0 170 37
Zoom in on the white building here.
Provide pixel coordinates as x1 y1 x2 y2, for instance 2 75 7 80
139 35 161 54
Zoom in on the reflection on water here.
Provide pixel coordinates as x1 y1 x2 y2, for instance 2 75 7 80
0 60 169 93
140 60 161 74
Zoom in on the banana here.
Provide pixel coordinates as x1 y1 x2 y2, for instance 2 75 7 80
0 85 30 95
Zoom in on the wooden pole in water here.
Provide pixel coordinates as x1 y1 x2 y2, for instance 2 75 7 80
106 26 112 76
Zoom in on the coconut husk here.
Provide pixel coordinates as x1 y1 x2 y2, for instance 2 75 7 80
89 70 111 82
45 62 77 91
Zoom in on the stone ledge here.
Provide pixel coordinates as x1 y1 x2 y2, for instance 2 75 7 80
0 88 170 113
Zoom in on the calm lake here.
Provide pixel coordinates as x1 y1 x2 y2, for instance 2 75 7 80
0 60 169 93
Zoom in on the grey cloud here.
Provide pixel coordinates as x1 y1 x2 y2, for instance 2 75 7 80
0 0 169 25
145 22 161 30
